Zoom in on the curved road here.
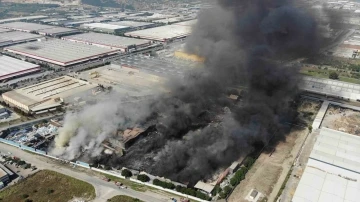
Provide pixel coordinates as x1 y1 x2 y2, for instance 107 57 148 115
0 142 168 202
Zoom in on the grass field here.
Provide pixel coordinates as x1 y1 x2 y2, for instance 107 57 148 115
0 170 95 202
107 195 143 202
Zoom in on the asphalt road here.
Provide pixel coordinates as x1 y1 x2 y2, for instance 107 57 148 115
0 143 168 202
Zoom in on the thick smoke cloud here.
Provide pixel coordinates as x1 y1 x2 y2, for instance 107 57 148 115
51 0 328 184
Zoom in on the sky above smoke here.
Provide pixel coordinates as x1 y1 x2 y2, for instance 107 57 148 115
51 0 332 184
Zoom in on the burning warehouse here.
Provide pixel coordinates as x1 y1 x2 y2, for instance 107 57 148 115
49 0 333 186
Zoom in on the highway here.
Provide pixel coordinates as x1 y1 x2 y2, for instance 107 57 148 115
0 142 169 202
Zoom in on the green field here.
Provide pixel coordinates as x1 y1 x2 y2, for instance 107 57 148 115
107 195 143 202
0 170 95 202
300 69 360 84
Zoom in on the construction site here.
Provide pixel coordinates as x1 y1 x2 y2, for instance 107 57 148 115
322 105 360 135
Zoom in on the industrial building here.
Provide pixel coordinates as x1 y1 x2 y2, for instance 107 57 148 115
37 27 81 37
0 55 40 81
107 21 155 30
0 22 54 33
301 76 360 101
0 164 14 184
124 24 192 42
78 64 168 97
2 75 98 113
0 22 80 37
0 31 44 47
194 181 215 194
0 16 48 24
292 128 360 202
173 19 198 26
0 28 10 33
62 32 151 52
81 23 130 34
4 39 119 67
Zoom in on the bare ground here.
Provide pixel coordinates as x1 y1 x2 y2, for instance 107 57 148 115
322 105 360 135
228 128 309 202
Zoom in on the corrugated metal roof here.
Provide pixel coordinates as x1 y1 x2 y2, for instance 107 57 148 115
5 39 118 65
0 55 39 79
293 128 360 202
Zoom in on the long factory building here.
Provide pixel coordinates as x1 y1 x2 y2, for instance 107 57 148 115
0 55 40 81
62 32 151 52
0 22 80 37
4 39 119 67
124 24 192 42
0 31 44 47
292 128 360 202
2 75 98 113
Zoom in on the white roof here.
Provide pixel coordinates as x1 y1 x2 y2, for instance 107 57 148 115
0 55 40 80
0 22 53 32
194 181 215 193
62 32 150 49
293 166 360 202
173 19 198 26
125 24 191 41
4 39 118 66
82 23 129 30
0 28 10 33
301 76 360 101
293 128 360 202
310 128 360 173
107 21 154 28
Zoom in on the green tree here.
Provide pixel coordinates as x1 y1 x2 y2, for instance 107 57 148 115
329 71 339 79
121 169 132 178
137 174 150 182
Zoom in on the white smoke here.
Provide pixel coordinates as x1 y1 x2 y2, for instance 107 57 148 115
50 93 152 160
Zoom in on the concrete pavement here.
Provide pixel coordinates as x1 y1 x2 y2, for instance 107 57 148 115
0 142 168 202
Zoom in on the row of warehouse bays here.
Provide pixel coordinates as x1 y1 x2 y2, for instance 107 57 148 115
0 19 197 82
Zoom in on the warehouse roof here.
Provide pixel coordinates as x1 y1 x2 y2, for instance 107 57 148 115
310 128 360 173
4 39 118 66
0 15 48 24
0 28 10 33
0 55 40 80
173 19 198 26
82 23 129 30
0 31 43 44
292 128 360 202
0 168 7 179
38 27 80 35
62 32 150 49
301 76 360 101
194 181 215 193
125 24 191 41
107 21 154 28
0 22 53 32
3 76 97 111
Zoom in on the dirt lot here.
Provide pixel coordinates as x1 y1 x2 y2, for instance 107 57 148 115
297 99 322 125
322 105 360 135
228 128 309 202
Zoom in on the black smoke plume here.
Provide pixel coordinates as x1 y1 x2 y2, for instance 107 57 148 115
54 0 330 184
111 0 324 184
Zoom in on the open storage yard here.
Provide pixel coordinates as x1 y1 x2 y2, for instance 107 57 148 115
0 170 95 202
322 105 360 135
